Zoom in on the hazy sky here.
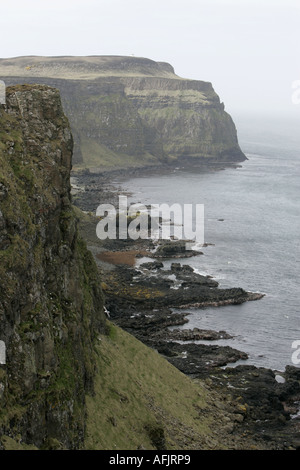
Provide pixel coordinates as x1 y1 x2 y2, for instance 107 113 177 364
1 0 299 119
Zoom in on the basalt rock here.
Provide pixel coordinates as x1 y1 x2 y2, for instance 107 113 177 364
0 85 105 449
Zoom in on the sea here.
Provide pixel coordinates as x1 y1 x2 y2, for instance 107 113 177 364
118 115 300 372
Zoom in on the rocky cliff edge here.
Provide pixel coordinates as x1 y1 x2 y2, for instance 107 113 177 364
0 84 105 449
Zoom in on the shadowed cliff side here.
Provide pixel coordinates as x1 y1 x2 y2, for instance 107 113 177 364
0 56 246 170
0 85 105 449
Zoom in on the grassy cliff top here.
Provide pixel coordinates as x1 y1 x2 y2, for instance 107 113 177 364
84 322 231 450
0 55 180 80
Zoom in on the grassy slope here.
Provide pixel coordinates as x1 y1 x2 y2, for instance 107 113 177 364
84 322 228 451
76 137 159 172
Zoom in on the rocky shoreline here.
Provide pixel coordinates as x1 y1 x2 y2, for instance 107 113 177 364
72 169 300 450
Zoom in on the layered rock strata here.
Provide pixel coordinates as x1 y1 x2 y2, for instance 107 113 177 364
0 56 246 168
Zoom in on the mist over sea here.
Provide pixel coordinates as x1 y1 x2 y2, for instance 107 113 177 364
119 116 300 372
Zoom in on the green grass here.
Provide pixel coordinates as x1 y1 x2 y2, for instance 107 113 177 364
0 56 179 80
84 322 223 450
1 435 38 451
124 87 210 105
74 137 159 171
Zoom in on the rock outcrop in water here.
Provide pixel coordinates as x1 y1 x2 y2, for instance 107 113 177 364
0 56 246 170
0 85 105 449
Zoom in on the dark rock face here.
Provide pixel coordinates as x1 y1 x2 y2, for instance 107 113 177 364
0 85 105 449
207 365 300 449
102 259 300 449
0 56 246 168
99 251 263 376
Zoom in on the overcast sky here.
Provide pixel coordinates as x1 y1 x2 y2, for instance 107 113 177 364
1 0 299 119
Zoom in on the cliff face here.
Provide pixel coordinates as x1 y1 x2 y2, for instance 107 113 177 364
0 85 105 449
0 56 246 169
122 76 244 162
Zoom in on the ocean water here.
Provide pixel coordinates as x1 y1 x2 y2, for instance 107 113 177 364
119 116 300 372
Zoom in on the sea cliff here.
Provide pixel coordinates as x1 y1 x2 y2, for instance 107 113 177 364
0 56 245 170
0 85 105 449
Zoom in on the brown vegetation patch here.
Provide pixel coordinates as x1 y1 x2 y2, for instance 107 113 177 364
96 250 148 266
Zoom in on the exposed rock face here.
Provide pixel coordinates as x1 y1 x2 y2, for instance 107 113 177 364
122 76 244 162
0 85 105 449
0 56 246 169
